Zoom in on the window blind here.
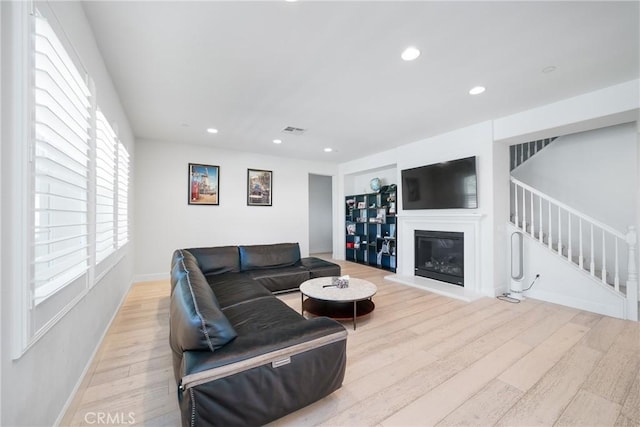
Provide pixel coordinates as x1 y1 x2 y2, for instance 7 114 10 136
33 14 91 300
95 109 116 262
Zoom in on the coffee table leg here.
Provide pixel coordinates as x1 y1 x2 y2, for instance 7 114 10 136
301 293 304 316
353 301 357 330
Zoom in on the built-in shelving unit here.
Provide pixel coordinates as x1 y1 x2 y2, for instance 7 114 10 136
345 187 397 272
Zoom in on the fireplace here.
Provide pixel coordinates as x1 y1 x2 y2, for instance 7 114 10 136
414 230 464 286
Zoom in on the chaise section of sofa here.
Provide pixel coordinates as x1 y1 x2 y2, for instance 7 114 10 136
169 243 347 426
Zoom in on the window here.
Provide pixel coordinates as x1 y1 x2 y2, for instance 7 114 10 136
95 109 117 263
9 6 131 357
33 12 91 301
116 142 130 248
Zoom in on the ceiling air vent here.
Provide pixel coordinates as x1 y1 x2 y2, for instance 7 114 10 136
281 126 307 135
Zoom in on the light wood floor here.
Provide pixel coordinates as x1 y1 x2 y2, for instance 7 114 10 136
61 259 640 426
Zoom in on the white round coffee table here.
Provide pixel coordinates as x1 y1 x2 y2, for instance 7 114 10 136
300 277 377 330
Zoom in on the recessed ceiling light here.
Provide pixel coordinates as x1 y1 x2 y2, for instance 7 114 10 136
401 46 420 61
206 128 218 134
542 65 557 74
273 139 282 144
469 86 486 95
324 148 333 152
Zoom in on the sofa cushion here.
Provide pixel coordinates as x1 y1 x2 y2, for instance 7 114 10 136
187 246 240 276
206 273 273 308
222 297 305 335
239 243 301 271
170 258 237 353
300 257 341 278
244 265 310 293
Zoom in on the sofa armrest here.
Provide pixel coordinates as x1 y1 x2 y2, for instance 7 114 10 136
179 317 346 390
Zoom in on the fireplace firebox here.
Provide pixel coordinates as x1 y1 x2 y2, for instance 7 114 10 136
414 230 464 286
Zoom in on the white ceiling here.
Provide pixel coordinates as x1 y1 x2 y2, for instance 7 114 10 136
82 1 639 162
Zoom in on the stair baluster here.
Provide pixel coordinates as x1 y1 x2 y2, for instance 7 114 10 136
548 201 553 250
558 208 562 256
520 144 524 167
614 239 620 291
539 197 543 244
514 184 519 229
579 218 584 270
530 192 535 238
590 224 595 276
601 230 607 284
522 188 527 231
567 212 572 262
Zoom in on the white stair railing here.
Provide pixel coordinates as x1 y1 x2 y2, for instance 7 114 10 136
510 177 638 321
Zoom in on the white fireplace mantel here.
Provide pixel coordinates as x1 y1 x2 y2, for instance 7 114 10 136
385 213 486 302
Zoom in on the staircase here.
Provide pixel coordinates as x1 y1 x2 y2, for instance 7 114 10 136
510 137 557 170
509 176 638 320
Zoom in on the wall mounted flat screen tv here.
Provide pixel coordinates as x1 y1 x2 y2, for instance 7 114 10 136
401 156 478 210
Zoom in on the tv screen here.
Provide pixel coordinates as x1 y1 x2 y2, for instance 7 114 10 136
401 156 478 210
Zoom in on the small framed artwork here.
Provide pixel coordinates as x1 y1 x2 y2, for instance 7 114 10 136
188 163 219 205
247 168 272 206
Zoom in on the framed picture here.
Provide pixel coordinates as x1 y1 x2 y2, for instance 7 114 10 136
247 168 272 206
188 163 219 205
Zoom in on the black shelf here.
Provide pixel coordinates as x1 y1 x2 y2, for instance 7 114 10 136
345 188 397 273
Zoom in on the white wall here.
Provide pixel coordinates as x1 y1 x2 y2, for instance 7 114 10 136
512 123 637 232
134 140 337 280
337 122 502 296
395 121 499 295
511 225 627 318
345 165 397 196
1 2 135 426
309 174 333 254
493 80 639 145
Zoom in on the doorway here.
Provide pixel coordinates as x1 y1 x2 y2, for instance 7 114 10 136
308 174 333 255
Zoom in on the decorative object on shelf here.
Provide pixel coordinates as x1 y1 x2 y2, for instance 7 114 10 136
247 169 272 206
346 199 356 208
370 177 382 193
357 201 366 209
346 222 356 235
189 163 220 205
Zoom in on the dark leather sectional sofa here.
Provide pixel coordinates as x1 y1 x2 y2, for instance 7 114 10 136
169 243 347 426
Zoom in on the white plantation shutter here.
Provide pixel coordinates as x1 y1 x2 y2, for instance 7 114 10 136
33 13 91 300
10 6 133 355
117 142 129 248
95 109 116 262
